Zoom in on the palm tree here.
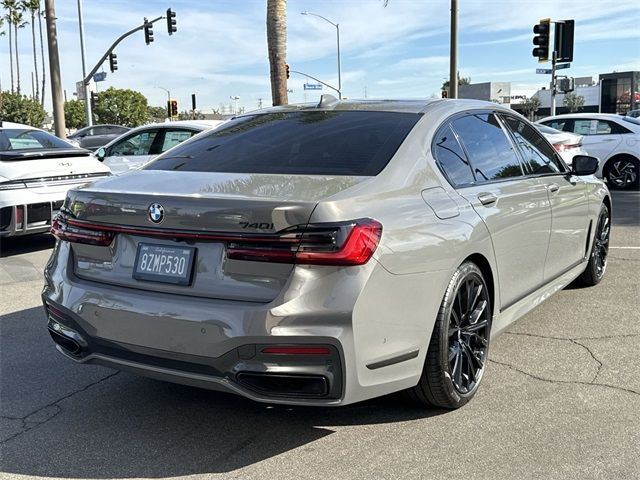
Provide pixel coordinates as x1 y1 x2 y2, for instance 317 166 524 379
266 0 288 106
22 0 39 101
11 6 27 94
0 16 4 91
38 3 44 106
2 0 16 93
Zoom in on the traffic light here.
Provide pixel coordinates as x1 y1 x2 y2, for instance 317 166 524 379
442 90 448 99
285 64 290 79
532 18 551 62
144 20 154 45
108 53 118 73
555 20 575 63
170 100 178 117
90 91 99 110
166 8 177 35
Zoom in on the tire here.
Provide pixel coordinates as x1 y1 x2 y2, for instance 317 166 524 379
604 156 639 190
407 261 492 409
576 203 610 287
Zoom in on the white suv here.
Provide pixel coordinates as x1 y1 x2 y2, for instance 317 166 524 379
538 113 640 189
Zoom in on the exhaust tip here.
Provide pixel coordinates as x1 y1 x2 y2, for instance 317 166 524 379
237 372 328 398
48 327 82 355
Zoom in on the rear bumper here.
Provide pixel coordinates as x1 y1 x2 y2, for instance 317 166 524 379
44 301 344 404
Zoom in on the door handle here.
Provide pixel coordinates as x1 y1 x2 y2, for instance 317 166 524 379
477 192 498 206
547 183 560 193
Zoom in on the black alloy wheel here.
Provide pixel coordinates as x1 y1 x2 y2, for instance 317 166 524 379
606 157 639 190
408 262 492 409
577 203 611 287
447 274 491 395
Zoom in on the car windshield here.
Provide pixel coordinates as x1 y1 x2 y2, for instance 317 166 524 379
0 129 75 152
145 111 422 176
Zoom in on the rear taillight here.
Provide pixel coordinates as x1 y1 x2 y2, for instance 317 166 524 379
15 206 24 229
51 216 115 246
554 143 581 152
227 218 382 266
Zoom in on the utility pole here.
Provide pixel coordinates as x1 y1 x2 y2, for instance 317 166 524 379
77 0 92 126
449 0 458 99
45 0 66 138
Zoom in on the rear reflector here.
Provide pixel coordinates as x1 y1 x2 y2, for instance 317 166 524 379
261 346 332 355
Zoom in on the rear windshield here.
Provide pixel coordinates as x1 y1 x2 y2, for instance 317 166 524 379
145 111 421 176
0 129 74 152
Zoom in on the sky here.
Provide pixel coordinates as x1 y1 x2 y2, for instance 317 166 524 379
1 0 639 114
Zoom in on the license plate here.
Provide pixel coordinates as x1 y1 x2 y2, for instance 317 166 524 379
133 243 196 285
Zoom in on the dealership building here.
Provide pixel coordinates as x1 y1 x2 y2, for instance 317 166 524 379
458 70 639 118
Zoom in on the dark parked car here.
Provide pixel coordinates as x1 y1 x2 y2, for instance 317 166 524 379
67 125 130 151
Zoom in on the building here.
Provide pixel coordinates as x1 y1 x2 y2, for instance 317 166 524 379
458 70 639 118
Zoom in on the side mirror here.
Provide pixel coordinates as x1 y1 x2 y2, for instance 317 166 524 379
571 155 599 176
96 147 106 161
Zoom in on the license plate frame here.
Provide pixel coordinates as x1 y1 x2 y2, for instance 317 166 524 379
133 243 196 286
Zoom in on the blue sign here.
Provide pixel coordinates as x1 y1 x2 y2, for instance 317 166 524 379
93 72 107 82
303 83 323 90
536 68 552 74
556 63 571 70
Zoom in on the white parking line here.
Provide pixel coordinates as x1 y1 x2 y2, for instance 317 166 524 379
610 246 640 249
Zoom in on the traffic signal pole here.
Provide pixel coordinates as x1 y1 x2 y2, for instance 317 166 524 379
449 0 458 99
550 50 557 116
81 15 164 87
77 0 92 126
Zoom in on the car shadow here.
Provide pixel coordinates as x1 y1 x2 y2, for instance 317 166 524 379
1 306 449 478
609 190 640 227
0 233 55 258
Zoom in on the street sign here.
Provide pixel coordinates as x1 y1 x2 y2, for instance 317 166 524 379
556 63 571 70
536 68 552 74
304 83 323 90
93 72 107 82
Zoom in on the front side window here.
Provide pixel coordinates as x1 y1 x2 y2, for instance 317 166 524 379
433 124 474 186
146 111 421 176
452 113 524 182
109 130 159 156
502 115 563 174
572 120 594 135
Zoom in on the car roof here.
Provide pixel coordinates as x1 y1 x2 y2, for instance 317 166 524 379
541 113 627 121
0 121 41 130
239 96 505 116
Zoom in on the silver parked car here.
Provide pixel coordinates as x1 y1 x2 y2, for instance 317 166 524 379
44 98 610 409
66 124 130 151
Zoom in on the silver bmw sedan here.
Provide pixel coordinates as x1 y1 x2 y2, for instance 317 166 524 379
43 97 610 409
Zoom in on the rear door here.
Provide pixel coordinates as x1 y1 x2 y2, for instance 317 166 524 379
103 128 161 174
450 111 552 310
569 118 622 161
501 114 589 281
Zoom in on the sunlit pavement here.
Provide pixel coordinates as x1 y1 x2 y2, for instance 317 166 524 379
1 190 638 480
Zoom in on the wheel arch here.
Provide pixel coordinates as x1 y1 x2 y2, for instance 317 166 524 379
602 152 639 174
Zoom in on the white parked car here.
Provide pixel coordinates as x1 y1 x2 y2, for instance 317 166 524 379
535 124 587 166
0 122 110 238
538 113 640 189
96 120 225 175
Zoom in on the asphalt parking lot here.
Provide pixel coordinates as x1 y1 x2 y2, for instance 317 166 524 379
1 190 638 480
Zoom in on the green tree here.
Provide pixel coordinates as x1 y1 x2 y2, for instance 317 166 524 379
147 105 167 122
93 87 148 127
563 93 585 113
64 99 85 129
520 96 541 121
441 72 471 93
0 90 46 126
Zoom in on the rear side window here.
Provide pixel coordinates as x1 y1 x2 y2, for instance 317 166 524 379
0 129 73 151
501 116 563 174
146 111 421 176
452 113 524 182
433 124 474 186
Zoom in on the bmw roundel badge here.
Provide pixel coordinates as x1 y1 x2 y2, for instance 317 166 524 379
148 203 164 224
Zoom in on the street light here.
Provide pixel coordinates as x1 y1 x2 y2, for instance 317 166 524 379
301 11 341 99
230 95 240 115
154 85 171 120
